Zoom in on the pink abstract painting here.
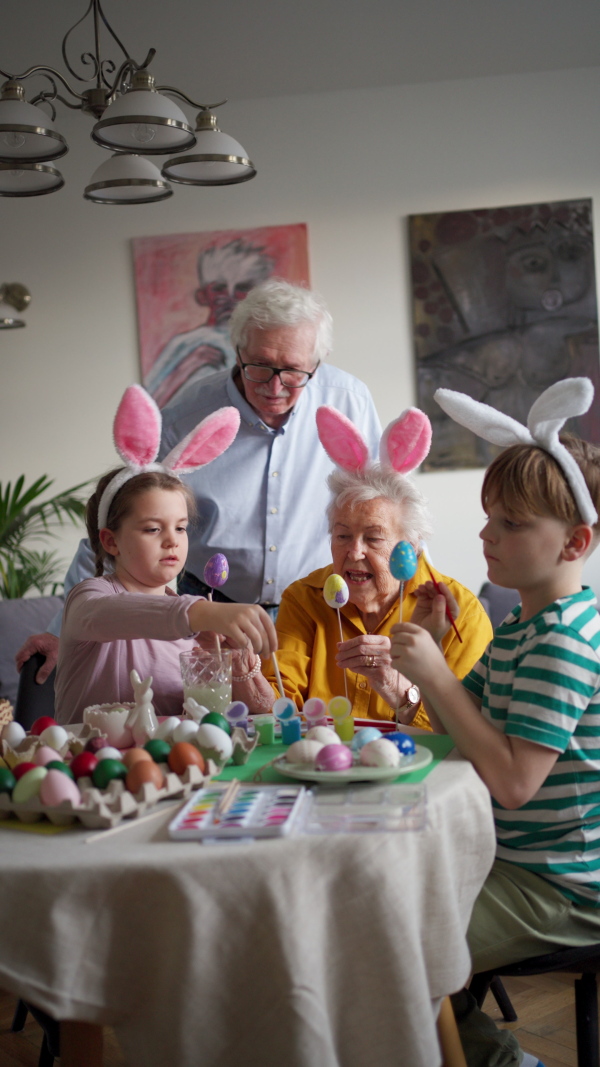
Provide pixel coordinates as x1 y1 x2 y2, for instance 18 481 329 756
133 223 309 407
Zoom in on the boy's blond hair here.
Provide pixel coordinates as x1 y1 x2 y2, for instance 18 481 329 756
482 434 600 534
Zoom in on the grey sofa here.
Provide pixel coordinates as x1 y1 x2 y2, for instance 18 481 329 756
0 596 63 705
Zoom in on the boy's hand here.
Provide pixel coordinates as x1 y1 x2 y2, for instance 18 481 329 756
390 621 447 688
410 581 459 644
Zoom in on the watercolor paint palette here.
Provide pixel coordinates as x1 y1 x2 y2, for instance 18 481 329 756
168 784 309 840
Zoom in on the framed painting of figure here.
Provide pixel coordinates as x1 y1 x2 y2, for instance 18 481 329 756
409 199 600 470
133 223 309 407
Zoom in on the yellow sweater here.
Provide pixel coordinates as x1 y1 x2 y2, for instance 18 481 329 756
264 558 493 730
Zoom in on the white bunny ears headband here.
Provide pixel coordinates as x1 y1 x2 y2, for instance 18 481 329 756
97 384 240 529
316 405 432 473
434 377 598 526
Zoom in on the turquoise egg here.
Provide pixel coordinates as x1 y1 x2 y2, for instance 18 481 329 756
350 726 382 752
389 540 418 581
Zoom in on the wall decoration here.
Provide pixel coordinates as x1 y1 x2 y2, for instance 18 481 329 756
133 223 309 407
409 199 599 470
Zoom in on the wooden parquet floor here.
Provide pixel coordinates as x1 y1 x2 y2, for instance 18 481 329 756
0 973 592 1065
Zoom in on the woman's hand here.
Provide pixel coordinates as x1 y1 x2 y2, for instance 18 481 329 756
335 634 416 710
189 601 278 658
410 581 459 644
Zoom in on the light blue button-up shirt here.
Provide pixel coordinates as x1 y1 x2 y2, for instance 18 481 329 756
47 363 381 633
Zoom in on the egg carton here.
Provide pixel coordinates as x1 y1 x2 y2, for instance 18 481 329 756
0 760 218 829
1 723 104 768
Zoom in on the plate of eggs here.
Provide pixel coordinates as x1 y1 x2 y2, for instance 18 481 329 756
273 725 432 784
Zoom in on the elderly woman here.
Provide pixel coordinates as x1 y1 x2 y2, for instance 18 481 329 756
231 464 492 727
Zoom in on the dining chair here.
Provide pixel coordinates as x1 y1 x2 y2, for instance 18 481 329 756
469 942 600 1067
11 997 59 1067
13 651 56 729
478 581 520 630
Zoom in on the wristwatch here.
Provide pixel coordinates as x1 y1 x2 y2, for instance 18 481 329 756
396 684 420 724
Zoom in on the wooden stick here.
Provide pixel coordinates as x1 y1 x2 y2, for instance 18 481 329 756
336 608 349 701
271 651 285 698
206 590 223 660
85 800 183 844
423 558 463 643
213 779 241 823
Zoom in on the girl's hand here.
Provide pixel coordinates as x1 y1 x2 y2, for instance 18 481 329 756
189 601 277 658
410 581 459 644
335 635 415 710
390 621 447 688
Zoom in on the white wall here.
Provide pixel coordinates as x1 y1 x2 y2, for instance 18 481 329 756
2 65 600 597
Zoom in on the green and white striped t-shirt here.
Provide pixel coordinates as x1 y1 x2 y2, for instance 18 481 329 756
463 587 600 906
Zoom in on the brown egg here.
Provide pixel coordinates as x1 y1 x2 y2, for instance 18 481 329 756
126 760 165 795
168 741 206 776
122 747 153 770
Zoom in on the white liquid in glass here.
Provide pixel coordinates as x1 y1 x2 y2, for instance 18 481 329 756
183 683 232 716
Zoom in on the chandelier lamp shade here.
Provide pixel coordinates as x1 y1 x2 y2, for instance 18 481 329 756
0 1 256 203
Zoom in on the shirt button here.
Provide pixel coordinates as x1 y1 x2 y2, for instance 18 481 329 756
270 507 278 514
269 545 277 552
264 599 273 605
266 578 274 584
358 681 367 690
272 471 279 477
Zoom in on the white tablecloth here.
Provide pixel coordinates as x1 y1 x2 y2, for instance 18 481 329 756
0 753 495 1067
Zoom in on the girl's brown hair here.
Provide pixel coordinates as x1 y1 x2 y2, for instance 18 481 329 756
86 469 197 576
482 434 600 532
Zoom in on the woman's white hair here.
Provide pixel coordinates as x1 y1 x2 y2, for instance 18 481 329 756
326 465 433 549
229 278 332 363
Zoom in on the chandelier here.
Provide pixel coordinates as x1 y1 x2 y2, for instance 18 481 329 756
0 1 256 204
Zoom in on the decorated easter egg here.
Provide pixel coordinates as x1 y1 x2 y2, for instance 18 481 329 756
1 721 26 747
0 767 16 793
323 573 350 608
359 738 401 768
39 724 69 751
85 736 109 754
350 726 383 752
145 738 172 763
30 716 56 737
272 697 296 722
122 747 153 769
168 741 206 775
285 739 324 764
306 726 341 745
35 745 62 767
172 720 200 744
329 696 352 722
389 540 418 581
70 752 98 779
39 769 82 808
92 759 128 789
200 711 231 736
126 760 165 795
224 701 249 727
302 697 328 726
12 761 38 780
195 723 233 763
203 553 229 588
155 717 182 741
13 766 48 803
386 732 417 757
315 744 353 772
94 746 122 762
46 760 75 779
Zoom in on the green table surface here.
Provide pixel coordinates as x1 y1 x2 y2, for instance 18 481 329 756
216 732 455 785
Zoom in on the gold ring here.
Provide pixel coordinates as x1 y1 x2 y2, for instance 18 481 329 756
365 655 376 668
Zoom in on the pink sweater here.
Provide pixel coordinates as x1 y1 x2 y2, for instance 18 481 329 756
55 575 201 724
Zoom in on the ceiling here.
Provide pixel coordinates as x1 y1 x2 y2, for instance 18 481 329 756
4 0 600 106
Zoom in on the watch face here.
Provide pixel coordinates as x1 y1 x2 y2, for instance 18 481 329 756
407 685 420 705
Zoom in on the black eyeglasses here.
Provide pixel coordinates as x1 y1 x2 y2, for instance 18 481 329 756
236 349 320 388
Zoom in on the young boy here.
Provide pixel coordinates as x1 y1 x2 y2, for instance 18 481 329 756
391 392 600 1067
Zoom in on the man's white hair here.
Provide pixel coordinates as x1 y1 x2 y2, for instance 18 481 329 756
198 239 273 291
229 278 333 363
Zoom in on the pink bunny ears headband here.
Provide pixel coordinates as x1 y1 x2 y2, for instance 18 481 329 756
97 385 240 530
434 377 598 526
316 405 432 473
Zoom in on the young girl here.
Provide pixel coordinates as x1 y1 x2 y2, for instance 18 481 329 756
391 378 600 1067
54 386 277 724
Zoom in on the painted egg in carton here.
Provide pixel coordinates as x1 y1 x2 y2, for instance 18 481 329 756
1 722 104 768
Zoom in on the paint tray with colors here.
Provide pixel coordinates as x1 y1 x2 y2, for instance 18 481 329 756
168 783 309 840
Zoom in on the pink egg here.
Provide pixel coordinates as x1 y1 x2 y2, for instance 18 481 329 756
35 745 61 767
315 744 353 772
39 769 82 808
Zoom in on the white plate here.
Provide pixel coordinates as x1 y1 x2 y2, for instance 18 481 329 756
273 744 433 784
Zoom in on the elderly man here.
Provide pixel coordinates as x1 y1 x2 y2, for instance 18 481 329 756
17 280 381 682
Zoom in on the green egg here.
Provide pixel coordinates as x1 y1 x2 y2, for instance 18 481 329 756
144 738 171 762
12 766 47 803
92 758 127 790
0 767 16 794
201 712 231 736
46 760 75 780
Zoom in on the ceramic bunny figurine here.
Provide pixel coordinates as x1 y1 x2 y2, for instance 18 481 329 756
127 669 159 746
316 404 432 474
183 697 210 723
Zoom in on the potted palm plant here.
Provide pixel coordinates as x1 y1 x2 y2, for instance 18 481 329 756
0 474 90 599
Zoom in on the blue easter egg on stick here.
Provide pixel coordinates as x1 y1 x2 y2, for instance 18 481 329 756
203 553 229 588
389 541 418 581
